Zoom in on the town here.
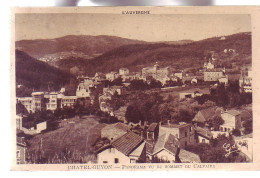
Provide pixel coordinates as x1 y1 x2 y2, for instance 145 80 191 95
16 49 252 164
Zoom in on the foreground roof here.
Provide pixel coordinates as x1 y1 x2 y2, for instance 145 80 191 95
179 149 201 163
111 131 143 156
153 134 179 155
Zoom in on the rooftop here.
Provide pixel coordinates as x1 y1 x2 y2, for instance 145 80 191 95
178 149 201 163
153 134 179 155
147 123 158 132
111 131 143 156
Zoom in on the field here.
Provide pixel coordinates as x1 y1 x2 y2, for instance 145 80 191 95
27 115 106 164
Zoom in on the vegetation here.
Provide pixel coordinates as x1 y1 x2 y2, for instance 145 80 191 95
16 50 74 96
185 134 249 163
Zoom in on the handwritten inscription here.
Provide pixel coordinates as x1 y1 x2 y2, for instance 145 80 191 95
223 143 239 157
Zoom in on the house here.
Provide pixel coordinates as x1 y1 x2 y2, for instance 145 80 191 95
103 86 125 96
31 92 45 112
17 136 26 164
142 62 169 81
119 68 130 76
61 96 77 108
94 72 106 81
106 72 119 81
204 69 224 82
159 122 195 148
218 76 228 85
146 123 159 141
191 77 198 84
76 82 92 98
194 127 213 144
174 72 183 79
97 131 146 164
220 110 242 132
101 123 129 141
239 70 252 93
192 107 223 128
152 134 179 163
46 92 58 111
179 88 210 100
16 97 33 113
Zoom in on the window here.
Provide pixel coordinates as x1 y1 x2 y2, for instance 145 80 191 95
202 139 205 143
103 161 108 164
114 158 119 163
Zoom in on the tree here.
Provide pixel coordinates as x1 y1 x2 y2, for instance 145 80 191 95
232 129 241 136
210 115 224 131
243 120 252 135
125 105 143 123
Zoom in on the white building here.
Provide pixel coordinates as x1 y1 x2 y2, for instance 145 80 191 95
239 70 252 93
61 96 77 108
106 72 119 81
220 110 242 132
97 132 146 164
119 68 130 76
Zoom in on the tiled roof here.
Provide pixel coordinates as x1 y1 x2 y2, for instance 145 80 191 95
195 127 213 139
227 110 240 116
153 134 179 155
178 149 201 163
147 123 158 132
111 131 143 156
114 123 129 132
193 107 216 123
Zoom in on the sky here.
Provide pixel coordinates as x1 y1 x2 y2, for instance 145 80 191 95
15 13 251 42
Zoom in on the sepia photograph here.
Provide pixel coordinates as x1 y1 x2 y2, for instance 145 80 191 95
11 6 260 170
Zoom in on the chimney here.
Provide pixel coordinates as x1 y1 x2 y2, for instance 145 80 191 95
140 131 143 139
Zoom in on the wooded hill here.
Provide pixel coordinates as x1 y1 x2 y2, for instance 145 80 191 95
54 32 251 76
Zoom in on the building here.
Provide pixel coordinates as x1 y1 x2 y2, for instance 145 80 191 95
194 127 213 144
159 122 195 148
46 92 59 111
103 86 125 96
106 72 119 81
179 88 210 100
192 107 224 128
218 76 228 85
239 70 252 93
76 82 92 98
119 68 130 76
31 92 45 112
174 72 183 79
97 131 146 164
220 110 242 132
204 69 224 82
204 61 215 70
142 62 169 81
152 134 180 163
61 96 77 108
17 136 26 164
146 123 159 141
16 97 33 113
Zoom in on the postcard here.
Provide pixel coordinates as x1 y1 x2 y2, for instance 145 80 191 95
10 6 260 171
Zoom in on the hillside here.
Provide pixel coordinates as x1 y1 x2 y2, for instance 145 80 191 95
15 50 73 95
55 32 251 76
15 35 147 60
